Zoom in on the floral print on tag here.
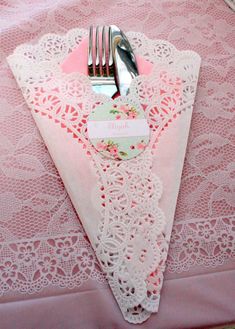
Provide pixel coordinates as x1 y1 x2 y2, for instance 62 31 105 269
110 104 140 120
88 102 150 160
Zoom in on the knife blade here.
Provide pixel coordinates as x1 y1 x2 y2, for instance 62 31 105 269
111 25 139 96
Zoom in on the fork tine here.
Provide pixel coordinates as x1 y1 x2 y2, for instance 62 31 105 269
108 26 114 77
101 26 107 77
95 26 101 76
88 26 94 76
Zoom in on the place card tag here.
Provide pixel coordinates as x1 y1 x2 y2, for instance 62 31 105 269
87 102 150 160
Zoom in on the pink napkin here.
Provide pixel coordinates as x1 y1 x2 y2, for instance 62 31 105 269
7 28 201 324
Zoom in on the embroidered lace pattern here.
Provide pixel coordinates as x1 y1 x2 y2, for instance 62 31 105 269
167 216 235 272
0 0 234 325
7 29 200 322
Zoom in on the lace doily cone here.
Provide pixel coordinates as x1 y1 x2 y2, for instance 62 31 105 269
7 28 201 324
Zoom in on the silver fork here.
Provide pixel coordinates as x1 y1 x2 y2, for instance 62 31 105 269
88 26 118 98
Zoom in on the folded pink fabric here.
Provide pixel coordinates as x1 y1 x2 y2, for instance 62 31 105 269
7 28 200 323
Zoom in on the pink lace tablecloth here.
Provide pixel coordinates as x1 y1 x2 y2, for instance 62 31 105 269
0 1 234 328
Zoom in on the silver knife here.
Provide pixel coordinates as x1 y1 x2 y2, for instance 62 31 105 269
111 25 139 96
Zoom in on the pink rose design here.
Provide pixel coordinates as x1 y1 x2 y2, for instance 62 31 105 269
96 142 106 151
116 114 121 120
128 112 137 119
109 146 118 155
120 105 130 113
137 142 146 150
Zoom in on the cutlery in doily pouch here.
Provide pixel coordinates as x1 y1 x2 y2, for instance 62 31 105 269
7 27 201 324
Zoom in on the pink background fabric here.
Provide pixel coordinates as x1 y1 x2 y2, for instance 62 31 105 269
0 0 234 328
